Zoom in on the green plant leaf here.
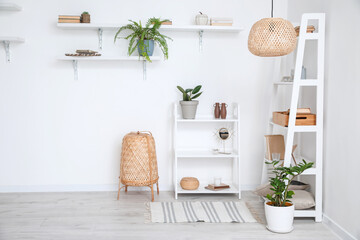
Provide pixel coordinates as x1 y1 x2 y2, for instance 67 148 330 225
192 85 202 94
191 92 202 100
177 86 185 94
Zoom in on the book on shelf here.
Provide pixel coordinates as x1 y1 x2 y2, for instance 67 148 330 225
58 15 81 19
210 18 233 25
76 50 98 54
151 21 172 25
58 19 81 23
161 21 172 25
210 22 233 26
205 183 230 191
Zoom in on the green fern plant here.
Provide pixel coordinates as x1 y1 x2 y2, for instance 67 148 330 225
114 17 172 62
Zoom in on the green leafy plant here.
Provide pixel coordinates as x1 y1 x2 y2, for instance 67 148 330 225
114 17 172 62
82 11 89 15
177 85 202 101
266 159 314 207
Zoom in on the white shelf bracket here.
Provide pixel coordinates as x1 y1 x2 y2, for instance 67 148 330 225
199 30 204 52
98 28 103 50
72 60 78 80
3 41 10 63
143 60 147 81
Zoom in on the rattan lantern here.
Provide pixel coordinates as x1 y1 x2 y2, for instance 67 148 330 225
117 131 159 201
248 0 296 57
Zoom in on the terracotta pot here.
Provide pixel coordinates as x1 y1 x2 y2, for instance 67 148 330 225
220 103 227 119
214 103 220 118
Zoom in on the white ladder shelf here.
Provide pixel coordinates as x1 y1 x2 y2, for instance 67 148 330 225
264 13 325 222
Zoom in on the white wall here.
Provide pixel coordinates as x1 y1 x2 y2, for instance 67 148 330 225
0 0 287 191
288 1 360 239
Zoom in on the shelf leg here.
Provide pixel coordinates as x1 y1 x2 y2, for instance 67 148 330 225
72 60 78 81
98 28 103 50
143 60 146 81
199 30 204 52
3 41 10 63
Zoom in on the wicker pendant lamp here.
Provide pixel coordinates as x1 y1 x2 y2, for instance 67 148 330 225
248 0 296 57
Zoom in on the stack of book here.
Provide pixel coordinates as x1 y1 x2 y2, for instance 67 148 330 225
205 183 230 191
210 18 233 26
151 20 172 25
58 15 81 23
65 50 101 57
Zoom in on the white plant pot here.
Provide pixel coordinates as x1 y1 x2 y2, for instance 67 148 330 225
264 201 295 233
195 14 208 25
180 100 199 119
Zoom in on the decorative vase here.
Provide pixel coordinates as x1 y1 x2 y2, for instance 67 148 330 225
195 13 208 25
264 202 294 233
81 14 90 23
214 103 220 119
180 101 199 119
137 40 154 57
220 103 227 119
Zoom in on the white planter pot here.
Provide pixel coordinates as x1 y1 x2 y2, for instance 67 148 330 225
195 14 208 25
180 100 199 119
264 201 295 233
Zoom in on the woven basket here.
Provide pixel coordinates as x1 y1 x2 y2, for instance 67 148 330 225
248 18 297 57
180 177 199 190
118 131 159 201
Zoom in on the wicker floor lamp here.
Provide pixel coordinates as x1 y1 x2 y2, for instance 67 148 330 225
117 131 159 202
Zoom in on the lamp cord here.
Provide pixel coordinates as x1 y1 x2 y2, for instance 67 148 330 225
271 0 274 18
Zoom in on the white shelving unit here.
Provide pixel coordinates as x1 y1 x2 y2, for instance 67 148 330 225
0 3 22 11
1 37 25 63
58 56 160 81
57 23 243 51
173 103 241 199
263 13 325 222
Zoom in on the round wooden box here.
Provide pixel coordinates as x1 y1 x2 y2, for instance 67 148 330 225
180 177 199 190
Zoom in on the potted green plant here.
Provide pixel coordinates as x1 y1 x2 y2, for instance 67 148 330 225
114 18 172 62
81 11 90 23
265 159 314 233
177 85 203 119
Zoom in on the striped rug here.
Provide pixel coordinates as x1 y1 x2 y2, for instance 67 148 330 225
149 201 257 223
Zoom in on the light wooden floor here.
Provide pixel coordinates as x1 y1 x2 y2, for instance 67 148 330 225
0 191 338 240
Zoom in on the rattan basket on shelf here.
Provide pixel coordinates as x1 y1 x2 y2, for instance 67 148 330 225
180 177 199 190
117 131 159 201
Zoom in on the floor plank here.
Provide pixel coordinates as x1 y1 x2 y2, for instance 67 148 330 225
0 191 338 240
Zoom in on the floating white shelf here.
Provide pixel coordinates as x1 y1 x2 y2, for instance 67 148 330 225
0 3 22 11
57 23 243 32
1 36 25 63
58 55 160 81
0 37 25 42
177 150 238 158
177 183 239 194
57 23 243 51
57 56 161 61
